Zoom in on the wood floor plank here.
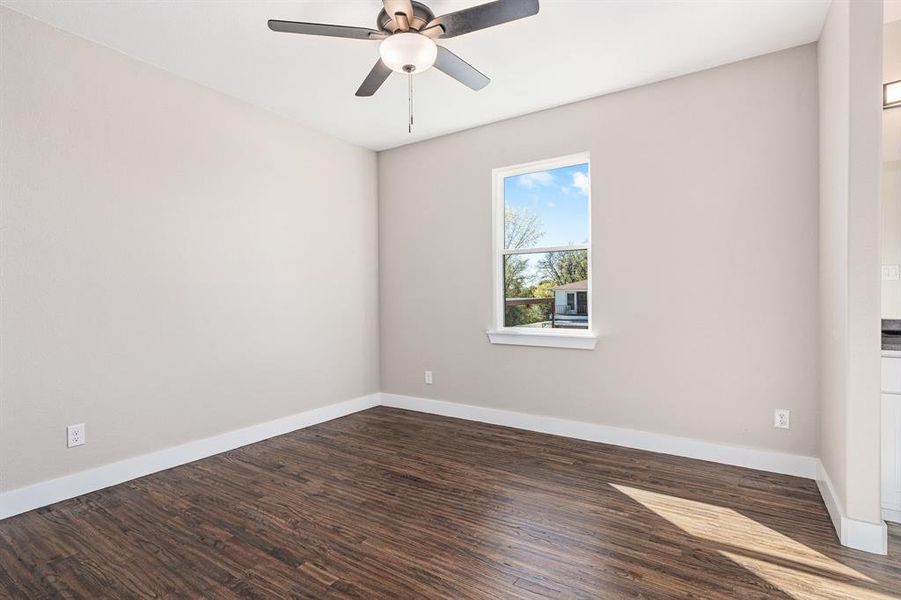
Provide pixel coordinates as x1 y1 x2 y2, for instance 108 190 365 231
1 406 899 599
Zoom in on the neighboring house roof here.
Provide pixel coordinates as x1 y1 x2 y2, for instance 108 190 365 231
552 280 588 292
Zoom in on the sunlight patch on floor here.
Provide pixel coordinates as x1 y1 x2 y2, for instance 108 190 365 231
610 483 874 587
718 550 897 600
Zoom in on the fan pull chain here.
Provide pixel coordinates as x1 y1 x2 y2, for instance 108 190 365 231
408 71 414 133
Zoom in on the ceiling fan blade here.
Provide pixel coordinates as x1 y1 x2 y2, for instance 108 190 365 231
434 46 489 91
356 59 393 97
427 0 539 39
420 24 445 39
268 19 382 40
383 0 416 30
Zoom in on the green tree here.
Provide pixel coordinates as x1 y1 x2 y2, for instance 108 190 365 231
504 206 543 249
503 207 544 298
503 207 549 326
504 256 528 298
531 280 555 298
538 250 588 286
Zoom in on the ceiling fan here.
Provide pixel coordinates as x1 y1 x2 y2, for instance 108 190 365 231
268 0 540 98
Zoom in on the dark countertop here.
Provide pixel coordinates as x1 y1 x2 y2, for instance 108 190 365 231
884 319 901 351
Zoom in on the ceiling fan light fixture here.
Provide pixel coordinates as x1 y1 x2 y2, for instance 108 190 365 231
379 32 437 74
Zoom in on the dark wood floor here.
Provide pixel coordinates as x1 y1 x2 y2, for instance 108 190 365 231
1 407 899 599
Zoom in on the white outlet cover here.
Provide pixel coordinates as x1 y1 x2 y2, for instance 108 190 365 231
774 410 790 429
883 265 900 281
67 423 86 447
424 370 433 385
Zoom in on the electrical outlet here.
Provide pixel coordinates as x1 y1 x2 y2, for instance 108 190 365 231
883 265 900 281
67 423 86 447
424 370 433 385
774 409 790 429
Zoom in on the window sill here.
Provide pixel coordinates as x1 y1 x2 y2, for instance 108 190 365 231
486 328 598 350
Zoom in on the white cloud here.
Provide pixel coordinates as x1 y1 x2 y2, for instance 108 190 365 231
547 201 556 208
572 171 589 195
517 171 554 188
560 186 570 195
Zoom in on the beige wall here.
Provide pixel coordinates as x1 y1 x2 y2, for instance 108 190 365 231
379 45 819 456
884 20 901 319
817 0 851 519
0 8 380 492
817 0 883 525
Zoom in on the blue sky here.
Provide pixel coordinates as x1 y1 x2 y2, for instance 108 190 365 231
504 163 589 249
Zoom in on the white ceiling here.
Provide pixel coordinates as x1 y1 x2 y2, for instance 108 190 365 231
2 0 831 151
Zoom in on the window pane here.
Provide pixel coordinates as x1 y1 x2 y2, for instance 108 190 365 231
504 163 589 250
504 250 589 329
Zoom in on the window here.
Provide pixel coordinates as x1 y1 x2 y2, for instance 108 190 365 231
488 153 597 349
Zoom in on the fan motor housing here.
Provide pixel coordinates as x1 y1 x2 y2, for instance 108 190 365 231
377 1 436 33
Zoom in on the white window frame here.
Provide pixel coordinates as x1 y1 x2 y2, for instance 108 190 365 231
487 152 597 350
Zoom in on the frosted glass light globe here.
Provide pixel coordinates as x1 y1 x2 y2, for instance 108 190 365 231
379 33 437 74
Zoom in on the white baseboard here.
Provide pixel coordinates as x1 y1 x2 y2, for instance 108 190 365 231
379 393 818 479
884 507 901 524
4 392 887 557
816 461 888 555
0 393 381 520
